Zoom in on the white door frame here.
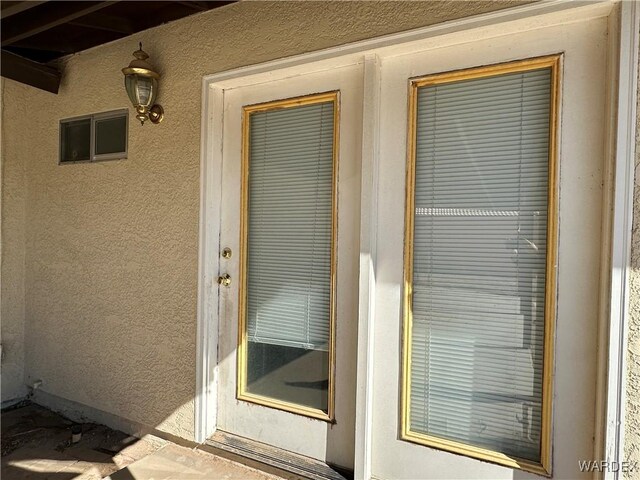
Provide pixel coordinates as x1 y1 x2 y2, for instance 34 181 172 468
196 2 637 479
601 2 640 480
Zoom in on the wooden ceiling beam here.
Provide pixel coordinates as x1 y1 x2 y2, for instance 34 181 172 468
68 13 135 35
11 28 122 55
136 1 234 31
0 1 48 20
177 2 209 12
1 49 60 93
8 40 77 54
1 1 119 47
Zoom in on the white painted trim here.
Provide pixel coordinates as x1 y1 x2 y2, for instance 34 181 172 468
595 6 621 476
604 1 639 478
203 1 612 88
354 54 381 480
195 81 224 443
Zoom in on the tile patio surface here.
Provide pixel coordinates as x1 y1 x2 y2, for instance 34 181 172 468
1 404 282 480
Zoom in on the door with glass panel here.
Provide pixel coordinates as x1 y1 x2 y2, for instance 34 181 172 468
372 18 606 480
216 65 362 469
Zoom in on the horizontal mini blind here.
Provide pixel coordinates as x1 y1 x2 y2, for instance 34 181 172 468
409 68 552 462
246 100 334 351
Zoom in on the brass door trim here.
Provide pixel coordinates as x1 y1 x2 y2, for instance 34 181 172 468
237 91 339 423
400 54 561 476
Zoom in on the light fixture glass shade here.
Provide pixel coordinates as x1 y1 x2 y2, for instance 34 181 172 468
122 44 162 125
124 75 157 109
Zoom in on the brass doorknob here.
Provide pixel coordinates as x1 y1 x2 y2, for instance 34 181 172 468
217 274 231 287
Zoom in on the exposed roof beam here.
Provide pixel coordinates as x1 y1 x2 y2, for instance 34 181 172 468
1 1 118 47
68 13 134 35
177 2 209 12
1 49 60 93
0 1 48 20
8 41 75 54
11 27 123 55
136 1 234 31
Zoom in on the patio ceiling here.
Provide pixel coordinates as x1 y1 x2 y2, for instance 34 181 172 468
0 1 235 94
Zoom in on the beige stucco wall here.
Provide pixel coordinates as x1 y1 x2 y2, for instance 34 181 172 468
626 60 640 478
1 1 530 440
1 78 28 403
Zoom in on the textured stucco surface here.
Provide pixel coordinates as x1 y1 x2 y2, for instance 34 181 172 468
626 60 640 478
1 78 27 403
1 1 531 440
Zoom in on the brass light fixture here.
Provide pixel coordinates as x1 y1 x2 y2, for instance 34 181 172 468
122 43 164 125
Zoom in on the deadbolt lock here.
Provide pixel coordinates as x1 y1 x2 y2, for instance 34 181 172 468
217 274 231 287
221 247 232 259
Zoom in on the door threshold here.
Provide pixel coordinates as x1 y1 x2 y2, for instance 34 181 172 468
202 430 352 480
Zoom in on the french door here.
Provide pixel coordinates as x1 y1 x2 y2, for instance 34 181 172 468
205 7 613 480
370 15 608 479
215 65 363 469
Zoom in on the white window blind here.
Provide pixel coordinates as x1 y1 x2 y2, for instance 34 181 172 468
409 68 552 461
246 101 334 351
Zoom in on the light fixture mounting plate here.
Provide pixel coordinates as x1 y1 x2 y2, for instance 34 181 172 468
149 104 164 124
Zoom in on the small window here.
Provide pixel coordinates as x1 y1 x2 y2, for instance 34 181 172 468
59 110 128 163
60 117 91 162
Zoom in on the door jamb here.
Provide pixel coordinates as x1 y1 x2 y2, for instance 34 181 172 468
599 2 640 479
195 83 224 443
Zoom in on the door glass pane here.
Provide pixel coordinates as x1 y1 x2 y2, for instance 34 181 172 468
407 67 552 461
242 95 336 415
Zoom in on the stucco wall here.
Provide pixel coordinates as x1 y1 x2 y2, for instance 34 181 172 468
1 1 530 440
1 78 27 403
626 60 640 478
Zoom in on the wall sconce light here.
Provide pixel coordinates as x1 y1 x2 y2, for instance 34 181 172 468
122 43 164 125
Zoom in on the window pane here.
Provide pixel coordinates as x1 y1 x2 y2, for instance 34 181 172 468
409 68 551 461
60 118 90 162
95 115 127 156
244 99 335 413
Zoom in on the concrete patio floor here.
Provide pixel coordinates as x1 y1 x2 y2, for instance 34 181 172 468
1 404 283 480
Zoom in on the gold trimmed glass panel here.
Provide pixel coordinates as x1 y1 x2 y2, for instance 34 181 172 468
238 93 337 420
402 57 559 473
